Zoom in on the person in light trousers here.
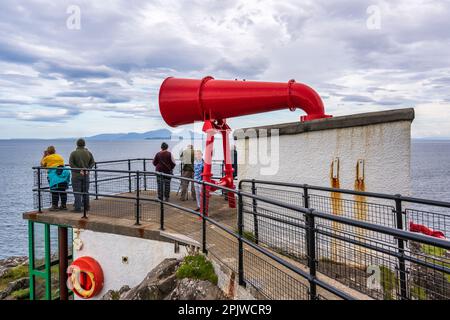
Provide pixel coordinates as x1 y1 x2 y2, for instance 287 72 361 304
193 150 204 211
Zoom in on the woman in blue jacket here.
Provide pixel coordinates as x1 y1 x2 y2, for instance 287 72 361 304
48 165 71 211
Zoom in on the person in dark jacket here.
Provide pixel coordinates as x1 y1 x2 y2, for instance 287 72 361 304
153 142 176 201
179 144 196 201
69 138 95 212
232 144 238 178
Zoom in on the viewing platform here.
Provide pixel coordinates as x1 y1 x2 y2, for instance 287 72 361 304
22 158 450 300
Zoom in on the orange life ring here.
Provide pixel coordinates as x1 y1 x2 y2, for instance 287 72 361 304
67 256 104 299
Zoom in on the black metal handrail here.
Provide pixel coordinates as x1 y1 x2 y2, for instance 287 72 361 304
238 178 450 300
239 179 450 209
32 166 450 300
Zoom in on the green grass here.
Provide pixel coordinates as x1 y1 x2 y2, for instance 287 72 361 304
11 288 30 300
379 266 398 300
0 265 29 291
420 244 450 283
421 244 447 257
110 291 121 300
176 254 218 285
410 286 428 300
234 229 256 242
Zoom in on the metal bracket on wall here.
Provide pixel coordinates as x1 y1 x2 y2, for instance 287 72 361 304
332 157 340 179
357 159 365 181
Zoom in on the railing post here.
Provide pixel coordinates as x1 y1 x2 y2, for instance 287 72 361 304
128 160 132 193
143 159 147 191
238 192 245 286
202 182 207 254
58 226 69 300
37 168 42 213
94 163 99 200
395 195 408 300
159 174 165 230
221 161 225 196
135 171 141 225
82 173 87 219
303 185 310 267
306 209 317 300
251 180 259 244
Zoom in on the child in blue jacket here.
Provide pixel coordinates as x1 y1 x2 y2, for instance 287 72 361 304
48 166 71 211
193 150 204 211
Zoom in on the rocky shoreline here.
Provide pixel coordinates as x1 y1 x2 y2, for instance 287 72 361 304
1 254 228 300
0 256 29 300
102 257 229 300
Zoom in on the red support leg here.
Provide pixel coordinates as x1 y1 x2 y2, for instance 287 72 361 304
201 121 217 216
200 119 236 215
220 128 236 208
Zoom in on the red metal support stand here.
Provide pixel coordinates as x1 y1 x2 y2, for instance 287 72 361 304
200 120 236 216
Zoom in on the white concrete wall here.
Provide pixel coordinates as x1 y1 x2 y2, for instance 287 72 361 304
235 119 412 265
72 229 186 300
236 120 412 196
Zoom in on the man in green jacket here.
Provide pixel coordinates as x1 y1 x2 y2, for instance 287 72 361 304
69 138 95 212
179 145 196 201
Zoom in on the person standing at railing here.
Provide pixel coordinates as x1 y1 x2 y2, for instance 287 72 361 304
48 165 71 211
40 146 64 168
69 138 95 213
179 144 196 201
193 150 204 211
153 142 176 201
40 146 66 211
232 144 238 178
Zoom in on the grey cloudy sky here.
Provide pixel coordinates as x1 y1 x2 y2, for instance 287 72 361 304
0 0 449 138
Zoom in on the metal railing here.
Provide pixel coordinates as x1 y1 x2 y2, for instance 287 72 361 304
32 162 450 300
239 179 450 300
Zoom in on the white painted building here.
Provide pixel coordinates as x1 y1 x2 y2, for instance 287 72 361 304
234 108 414 196
233 108 415 265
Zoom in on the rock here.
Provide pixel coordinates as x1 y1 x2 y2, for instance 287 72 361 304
118 285 131 296
0 256 28 278
120 258 181 300
0 277 29 300
101 290 116 300
100 256 229 300
101 285 131 300
167 278 228 300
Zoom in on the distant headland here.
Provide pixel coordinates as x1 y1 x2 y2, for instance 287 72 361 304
1 129 205 141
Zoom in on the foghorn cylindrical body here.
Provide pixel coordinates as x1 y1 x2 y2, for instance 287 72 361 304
158 76 330 127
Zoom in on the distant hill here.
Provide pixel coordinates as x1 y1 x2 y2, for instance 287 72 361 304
87 129 171 141
87 129 204 141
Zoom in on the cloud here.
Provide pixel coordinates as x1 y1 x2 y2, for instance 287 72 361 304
0 0 449 138
0 40 39 64
35 62 119 80
16 108 81 122
56 90 130 103
340 94 376 103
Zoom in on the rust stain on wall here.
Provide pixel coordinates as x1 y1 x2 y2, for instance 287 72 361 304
354 159 367 225
354 160 368 263
77 218 87 229
330 159 343 263
227 271 236 298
